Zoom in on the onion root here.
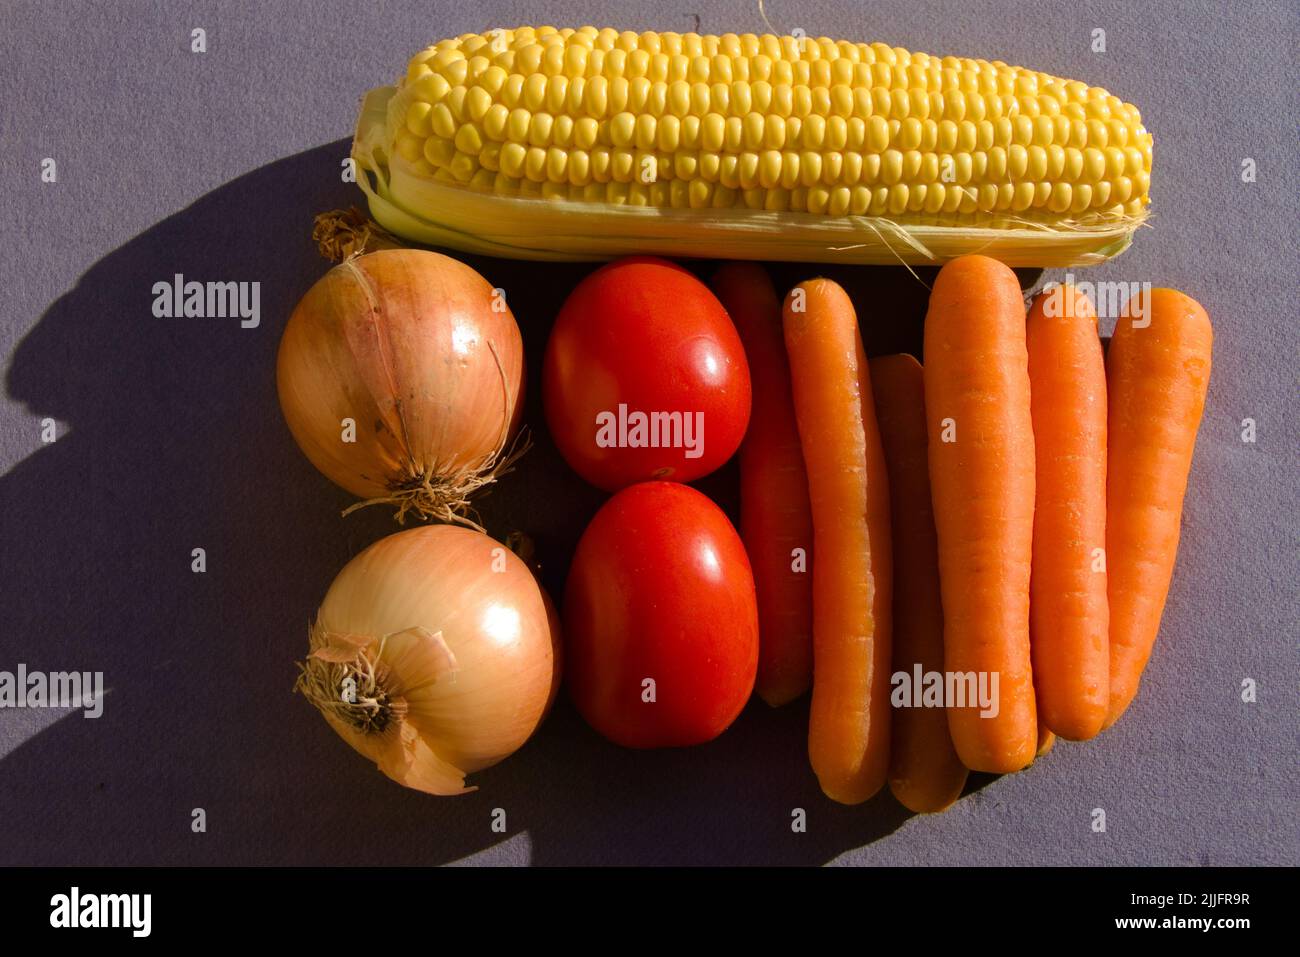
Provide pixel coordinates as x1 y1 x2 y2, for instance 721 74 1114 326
339 428 531 528
313 207 404 262
295 624 407 735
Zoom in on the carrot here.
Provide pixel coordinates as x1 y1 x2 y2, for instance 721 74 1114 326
1036 725 1056 758
711 263 814 707
922 255 1037 774
782 278 892 803
1026 285 1109 741
1035 683 1057 759
871 354 968 813
1104 288 1213 728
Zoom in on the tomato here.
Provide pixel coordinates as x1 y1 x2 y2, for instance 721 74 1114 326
563 482 759 748
542 256 751 491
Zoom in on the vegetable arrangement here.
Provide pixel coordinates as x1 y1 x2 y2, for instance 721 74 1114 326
278 26 1212 814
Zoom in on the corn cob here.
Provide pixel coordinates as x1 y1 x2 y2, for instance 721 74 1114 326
348 26 1152 266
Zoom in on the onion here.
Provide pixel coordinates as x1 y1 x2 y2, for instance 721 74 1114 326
295 524 560 795
276 249 525 524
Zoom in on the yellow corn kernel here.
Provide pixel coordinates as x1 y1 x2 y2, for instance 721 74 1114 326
867 115 890 152
799 151 823 187
612 148 637 182
478 142 503 171
698 151 720 181
723 116 744 151
395 133 424 163
422 136 456 167
448 150 477 182
634 113 657 150
454 123 485 154
522 146 547 181
712 154 736 189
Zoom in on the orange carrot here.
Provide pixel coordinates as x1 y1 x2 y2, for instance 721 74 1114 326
923 255 1038 774
711 263 814 707
1026 285 1109 741
1035 681 1056 759
1036 725 1056 758
783 278 892 803
1104 288 1213 728
871 354 968 813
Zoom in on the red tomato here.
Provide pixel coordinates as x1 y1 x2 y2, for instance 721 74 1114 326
543 256 751 491
563 482 759 748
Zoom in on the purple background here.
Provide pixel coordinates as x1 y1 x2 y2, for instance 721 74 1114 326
0 1 1295 865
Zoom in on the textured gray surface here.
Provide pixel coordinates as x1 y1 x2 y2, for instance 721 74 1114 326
0 0 1296 866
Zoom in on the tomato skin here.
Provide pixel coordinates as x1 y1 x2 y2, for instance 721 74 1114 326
563 482 759 748
542 256 751 491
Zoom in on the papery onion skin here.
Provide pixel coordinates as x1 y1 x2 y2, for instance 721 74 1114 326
303 524 559 793
276 249 525 520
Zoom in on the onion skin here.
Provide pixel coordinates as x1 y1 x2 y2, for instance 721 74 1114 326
276 249 524 516
307 525 559 792
538 587 564 719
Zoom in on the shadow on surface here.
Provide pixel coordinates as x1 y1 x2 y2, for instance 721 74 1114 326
1 142 1028 864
